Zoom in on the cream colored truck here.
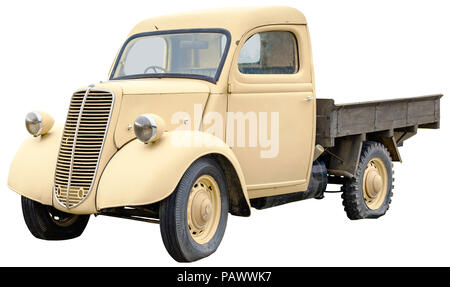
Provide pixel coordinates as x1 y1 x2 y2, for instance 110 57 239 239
8 7 442 262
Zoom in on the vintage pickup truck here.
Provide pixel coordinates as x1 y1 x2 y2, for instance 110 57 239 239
8 7 441 262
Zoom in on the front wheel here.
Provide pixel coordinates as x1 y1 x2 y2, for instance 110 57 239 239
21 196 90 240
159 157 229 262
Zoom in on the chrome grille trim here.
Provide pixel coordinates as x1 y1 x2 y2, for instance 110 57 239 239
66 87 92 207
54 88 115 209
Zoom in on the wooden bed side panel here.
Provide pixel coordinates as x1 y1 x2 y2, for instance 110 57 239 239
316 95 442 148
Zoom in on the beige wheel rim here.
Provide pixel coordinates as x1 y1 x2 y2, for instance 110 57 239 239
187 175 221 244
362 157 388 210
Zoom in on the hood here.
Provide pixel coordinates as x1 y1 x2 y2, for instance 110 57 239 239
97 78 211 95
87 78 212 149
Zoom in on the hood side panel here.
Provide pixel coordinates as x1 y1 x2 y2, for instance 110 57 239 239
114 92 210 148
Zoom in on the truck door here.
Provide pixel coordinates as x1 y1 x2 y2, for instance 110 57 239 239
227 25 315 199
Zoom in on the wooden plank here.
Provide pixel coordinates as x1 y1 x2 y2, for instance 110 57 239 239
336 105 375 136
375 101 407 131
407 100 436 126
315 99 335 147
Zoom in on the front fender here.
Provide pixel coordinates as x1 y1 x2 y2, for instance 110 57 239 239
96 131 251 215
7 124 63 205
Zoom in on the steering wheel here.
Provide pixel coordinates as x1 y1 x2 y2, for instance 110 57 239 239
143 65 167 74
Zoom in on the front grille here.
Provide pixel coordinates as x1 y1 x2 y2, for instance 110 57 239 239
54 89 114 208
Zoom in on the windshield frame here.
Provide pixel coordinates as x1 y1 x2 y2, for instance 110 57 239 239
109 28 231 84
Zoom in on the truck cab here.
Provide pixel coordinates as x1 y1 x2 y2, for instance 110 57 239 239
8 7 441 262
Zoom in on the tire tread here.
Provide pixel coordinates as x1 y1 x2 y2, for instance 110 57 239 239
341 141 394 220
21 196 90 240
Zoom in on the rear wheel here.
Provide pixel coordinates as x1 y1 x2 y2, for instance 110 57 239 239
21 196 90 240
159 158 228 262
341 141 394 219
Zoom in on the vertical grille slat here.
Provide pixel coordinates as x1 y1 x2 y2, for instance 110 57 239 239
54 89 114 208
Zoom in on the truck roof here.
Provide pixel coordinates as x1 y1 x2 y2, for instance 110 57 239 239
129 6 307 39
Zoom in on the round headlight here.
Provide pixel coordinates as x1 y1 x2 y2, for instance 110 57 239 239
134 114 165 143
25 111 54 137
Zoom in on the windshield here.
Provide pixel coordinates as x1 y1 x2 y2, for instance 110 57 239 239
111 29 230 83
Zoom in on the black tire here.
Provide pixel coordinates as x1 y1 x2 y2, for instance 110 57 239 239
159 157 229 262
341 141 394 220
21 196 90 240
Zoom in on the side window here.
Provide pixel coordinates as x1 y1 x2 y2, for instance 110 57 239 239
238 31 299 74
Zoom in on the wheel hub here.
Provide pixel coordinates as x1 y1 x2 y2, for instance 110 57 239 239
362 158 388 210
191 190 213 229
187 175 221 244
365 169 382 198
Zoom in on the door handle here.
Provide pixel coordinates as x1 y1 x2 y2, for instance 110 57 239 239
305 96 313 101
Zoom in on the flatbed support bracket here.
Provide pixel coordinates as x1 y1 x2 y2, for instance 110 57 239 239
381 135 402 162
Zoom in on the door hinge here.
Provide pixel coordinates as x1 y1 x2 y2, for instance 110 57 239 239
227 83 232 94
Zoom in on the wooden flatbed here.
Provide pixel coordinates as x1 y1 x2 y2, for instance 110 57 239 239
315 95 442 178
316 95 442 147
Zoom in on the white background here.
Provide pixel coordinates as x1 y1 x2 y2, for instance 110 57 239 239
0 0 449 266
